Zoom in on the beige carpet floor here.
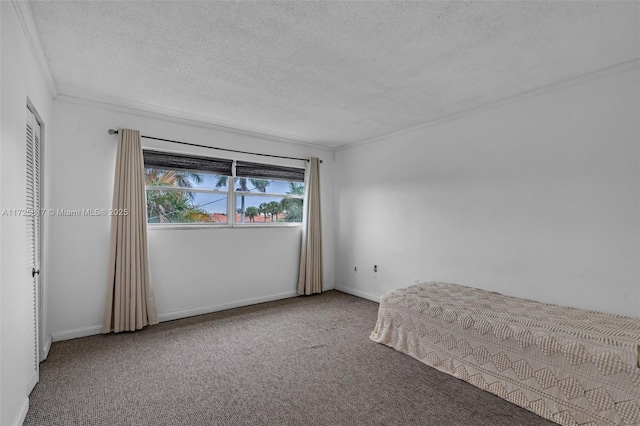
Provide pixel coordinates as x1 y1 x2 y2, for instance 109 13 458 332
24 290 554 425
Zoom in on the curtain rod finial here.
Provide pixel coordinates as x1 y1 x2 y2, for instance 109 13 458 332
108 129 118 135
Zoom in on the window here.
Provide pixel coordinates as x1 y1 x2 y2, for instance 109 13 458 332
234 161 304 224
143 151 305 226
144 151 232 224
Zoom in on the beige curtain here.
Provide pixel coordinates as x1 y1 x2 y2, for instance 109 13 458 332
297 157 323 295
103 128 158 333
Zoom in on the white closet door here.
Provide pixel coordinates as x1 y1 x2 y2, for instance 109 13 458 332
25 108 41 392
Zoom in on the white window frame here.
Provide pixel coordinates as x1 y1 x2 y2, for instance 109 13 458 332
145 157 305 229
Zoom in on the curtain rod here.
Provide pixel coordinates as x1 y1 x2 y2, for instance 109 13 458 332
108 129 321 163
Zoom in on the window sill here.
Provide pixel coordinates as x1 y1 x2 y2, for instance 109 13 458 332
147 223 302 230
233 223 302 229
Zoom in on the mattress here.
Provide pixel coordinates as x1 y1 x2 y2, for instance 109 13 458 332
370 282 640 425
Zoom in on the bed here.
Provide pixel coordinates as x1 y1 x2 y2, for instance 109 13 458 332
370 282 640 425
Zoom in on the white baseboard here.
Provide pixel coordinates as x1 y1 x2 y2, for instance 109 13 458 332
39 334 52 361
13 397 29 426
334 286 381 303
158 291 299 322
52 325 102 342
52 291 300 341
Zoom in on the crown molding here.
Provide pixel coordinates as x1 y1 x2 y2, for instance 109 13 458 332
55 93 335 152
12 0 58 97
337 59 640 152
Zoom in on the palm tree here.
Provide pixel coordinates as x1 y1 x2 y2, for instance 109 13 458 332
145 168 203 188
267 201 284 222
215 177 270 223
245 206 259 222
258 202 270 222
282 183 304 223
145 168 210 223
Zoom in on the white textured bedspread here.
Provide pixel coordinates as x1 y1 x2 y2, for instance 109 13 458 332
370 282 640 425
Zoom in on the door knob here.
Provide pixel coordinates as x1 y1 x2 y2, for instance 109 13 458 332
32 268 40 278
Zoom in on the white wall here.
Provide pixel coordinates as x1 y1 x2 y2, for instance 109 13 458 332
1 2 4 422
0 2 54 425
48 99 335 340
335 66 640 318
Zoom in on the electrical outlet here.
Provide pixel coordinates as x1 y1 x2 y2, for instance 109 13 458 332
354 266 358 272
374 265 378 272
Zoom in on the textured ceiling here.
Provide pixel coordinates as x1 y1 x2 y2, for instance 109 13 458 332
29 1 640 147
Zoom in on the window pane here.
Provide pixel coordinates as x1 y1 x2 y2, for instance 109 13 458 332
234 177 304 196
236 195 303 224
145 167 228 191
147 190 227 224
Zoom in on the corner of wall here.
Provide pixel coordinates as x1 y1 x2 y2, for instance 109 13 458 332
39 334 51 362
10 0 57 98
